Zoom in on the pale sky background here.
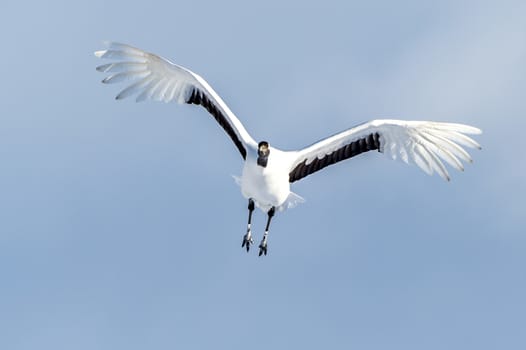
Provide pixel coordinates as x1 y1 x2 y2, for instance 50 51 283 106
1 1 525 349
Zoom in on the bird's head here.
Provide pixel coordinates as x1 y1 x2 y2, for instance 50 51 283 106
258 141 270 157
257 141 270 167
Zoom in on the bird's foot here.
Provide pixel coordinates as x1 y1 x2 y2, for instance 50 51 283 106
241 229 254 252
258 232 268 256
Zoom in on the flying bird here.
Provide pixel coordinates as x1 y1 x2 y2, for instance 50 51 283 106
95 42 482 256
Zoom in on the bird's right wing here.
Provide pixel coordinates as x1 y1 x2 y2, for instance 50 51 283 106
288 119 482 183
95 42 257 159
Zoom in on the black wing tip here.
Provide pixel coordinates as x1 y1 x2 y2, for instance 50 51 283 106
185 88 247 160
289 132 381 183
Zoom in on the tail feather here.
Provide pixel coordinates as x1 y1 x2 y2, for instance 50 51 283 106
278 192 305 211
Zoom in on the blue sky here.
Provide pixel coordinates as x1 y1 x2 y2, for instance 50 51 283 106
1 0 525 349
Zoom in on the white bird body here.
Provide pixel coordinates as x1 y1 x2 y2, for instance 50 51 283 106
240 146 297 212
95 42 482 255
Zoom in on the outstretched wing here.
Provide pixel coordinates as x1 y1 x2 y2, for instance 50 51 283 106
95 42 256 159
289 119 482 183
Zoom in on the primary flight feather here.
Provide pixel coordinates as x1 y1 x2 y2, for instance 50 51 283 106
95 42 482 256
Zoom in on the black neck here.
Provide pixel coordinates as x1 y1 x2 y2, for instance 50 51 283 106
257 156 268 167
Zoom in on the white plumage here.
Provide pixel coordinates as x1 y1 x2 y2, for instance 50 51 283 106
291 119 481 182
95 42 482 255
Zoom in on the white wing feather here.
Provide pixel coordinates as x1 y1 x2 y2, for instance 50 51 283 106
95 42 256 150
291 119 481 181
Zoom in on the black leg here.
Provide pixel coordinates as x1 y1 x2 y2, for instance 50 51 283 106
259 207 275 256
241 199 255 252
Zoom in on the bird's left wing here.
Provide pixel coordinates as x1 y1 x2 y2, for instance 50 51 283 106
95 42 256 159
288 119 481 183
